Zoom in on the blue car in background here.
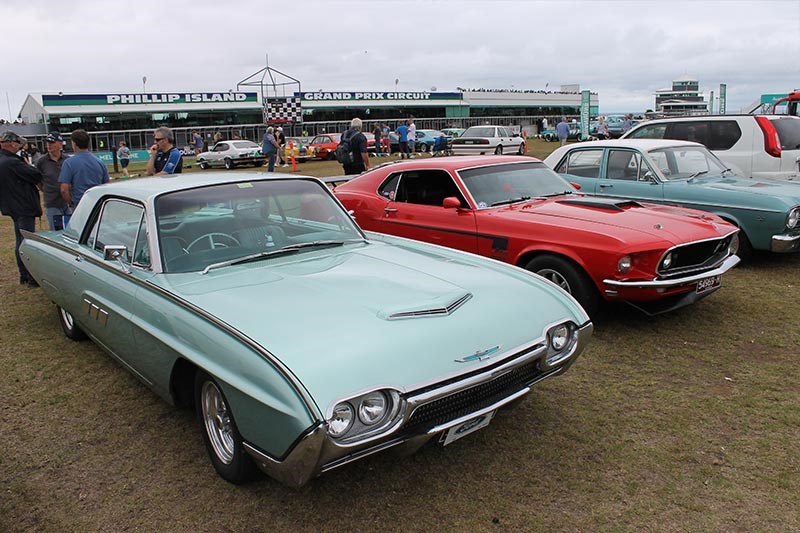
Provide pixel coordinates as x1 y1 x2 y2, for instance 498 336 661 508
415 129 447 152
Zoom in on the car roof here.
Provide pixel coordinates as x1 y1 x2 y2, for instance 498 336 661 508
87 172 321 204
361 155 542 173
633 114 798 123
560 139 705 150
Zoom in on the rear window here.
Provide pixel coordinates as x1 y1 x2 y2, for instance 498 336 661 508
668 121 741 150
464 127 496 137
770 117 800 150
628 124 667 139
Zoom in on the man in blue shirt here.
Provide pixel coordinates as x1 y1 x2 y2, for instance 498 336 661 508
147 126 183 175
396 121 409 159
556 117 571 146
58 129 110 208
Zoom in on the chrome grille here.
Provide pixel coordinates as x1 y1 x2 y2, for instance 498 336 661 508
403 359 549 435
657 235 734 278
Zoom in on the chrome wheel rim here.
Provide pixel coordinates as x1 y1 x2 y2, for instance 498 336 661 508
60 308 75 330
537 268 572 293
201 381 235 464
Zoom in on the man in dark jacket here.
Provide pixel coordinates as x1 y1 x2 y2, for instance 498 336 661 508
0 131 44 286
341 118 369 175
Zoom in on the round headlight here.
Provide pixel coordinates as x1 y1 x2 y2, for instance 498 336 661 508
328 402 354 437
661 252 673 269
617 255 632 274
550 324 570 351
787 208 800 229
728 233 740 255
358 391 388 425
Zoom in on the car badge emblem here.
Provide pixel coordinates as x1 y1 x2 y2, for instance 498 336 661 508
653 223 663 230
455 345 501 363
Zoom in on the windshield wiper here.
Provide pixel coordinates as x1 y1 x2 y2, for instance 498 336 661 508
720 168 735 176
491 196 531 207
538 190 575 198
687 170 708 181
202 240 350 274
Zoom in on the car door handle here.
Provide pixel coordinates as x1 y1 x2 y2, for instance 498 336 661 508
384 207 398 213
599 183 614 188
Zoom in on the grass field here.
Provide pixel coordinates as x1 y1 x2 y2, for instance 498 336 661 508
1 140 798 532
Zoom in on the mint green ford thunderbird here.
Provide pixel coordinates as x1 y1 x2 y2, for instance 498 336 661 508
20 173 592 486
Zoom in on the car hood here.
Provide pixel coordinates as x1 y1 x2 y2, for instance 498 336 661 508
690 176 800 203
150 239 586 411
495 196 734 245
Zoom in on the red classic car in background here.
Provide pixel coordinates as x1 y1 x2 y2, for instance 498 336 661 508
334 156 741 316
308 132 376 160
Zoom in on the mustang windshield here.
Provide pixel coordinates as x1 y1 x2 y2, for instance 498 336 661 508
647 146 729 181
156 179 365 273
459 162 576 209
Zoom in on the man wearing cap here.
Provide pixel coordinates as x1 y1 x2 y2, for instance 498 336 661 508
146 126 183 176
58 129 109 209
0 131 44 286
36 132 71 230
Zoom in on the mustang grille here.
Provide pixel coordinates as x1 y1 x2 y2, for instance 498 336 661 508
403 359 550 435
387 293 472 320
658 235 734 278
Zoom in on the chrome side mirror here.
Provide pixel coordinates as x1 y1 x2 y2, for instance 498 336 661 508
103 244 130 273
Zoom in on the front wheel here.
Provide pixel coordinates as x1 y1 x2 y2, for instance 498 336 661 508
198 160 210 169
420 143 429 153
224 158 234 170
57 306 87 341
524 255 599 316
195 370 259 484
495 145 503 155
517 142 526 155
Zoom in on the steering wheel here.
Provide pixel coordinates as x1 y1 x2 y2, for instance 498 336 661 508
187 233 240 252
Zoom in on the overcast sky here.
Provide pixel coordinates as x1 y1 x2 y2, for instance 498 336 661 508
2 0 798 121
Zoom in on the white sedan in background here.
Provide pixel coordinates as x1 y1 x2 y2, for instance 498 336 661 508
450 125 526 155
197 140 266 170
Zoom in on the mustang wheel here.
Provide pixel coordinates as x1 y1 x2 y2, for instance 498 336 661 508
524 255 599 316
57 306 87 341
224 158 234 170
195 370 258 484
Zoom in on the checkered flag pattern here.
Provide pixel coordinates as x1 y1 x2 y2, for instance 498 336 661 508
264 96 302 123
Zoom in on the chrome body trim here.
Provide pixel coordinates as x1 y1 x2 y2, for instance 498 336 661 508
771 233 800 253
603 254 740 289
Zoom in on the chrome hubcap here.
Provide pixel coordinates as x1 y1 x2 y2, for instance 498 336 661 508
537 268 572 293
202 381 235 464
60 308 74 329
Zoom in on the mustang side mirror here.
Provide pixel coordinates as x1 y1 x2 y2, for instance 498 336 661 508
442 197 462 209
103 244 131 273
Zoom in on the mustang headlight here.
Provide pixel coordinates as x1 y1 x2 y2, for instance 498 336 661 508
545 322 577 367
358 391 388 425
728 233 740 255
661 252 673 270
617 255 633 274
328 403 354 437
787 207 800 229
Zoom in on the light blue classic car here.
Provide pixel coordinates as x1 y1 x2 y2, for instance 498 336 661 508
544 139 800 256
20 172 592 486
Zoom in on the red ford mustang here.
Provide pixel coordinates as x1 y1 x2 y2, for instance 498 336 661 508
333 156 741 315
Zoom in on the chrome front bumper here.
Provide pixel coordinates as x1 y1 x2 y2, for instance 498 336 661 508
602 255 740 290
771 233 800 253
244 321 593 487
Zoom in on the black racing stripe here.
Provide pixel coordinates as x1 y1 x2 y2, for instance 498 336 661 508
381 219 509 251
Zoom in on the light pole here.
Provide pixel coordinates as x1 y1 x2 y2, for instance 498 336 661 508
142 76 147 93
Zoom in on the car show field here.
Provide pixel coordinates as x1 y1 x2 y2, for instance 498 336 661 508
1 139 798 531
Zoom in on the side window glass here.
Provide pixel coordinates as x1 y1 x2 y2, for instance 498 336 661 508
708 121 742 150
395 170 466 207
629 124 666 139
379 173 401 200
559 150 603 178
671 122 710 145
88 200 145 264
132 217 150 267
606 150 641 181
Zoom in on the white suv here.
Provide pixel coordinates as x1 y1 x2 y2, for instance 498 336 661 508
622 115 800 181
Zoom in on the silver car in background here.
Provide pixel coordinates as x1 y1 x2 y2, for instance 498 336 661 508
450 125 527 155
197 140 266 170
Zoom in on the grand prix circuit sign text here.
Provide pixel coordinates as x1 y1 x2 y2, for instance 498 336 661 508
299 92 462 101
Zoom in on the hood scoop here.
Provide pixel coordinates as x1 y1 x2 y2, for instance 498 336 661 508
380 292 473 320
556 197 643 211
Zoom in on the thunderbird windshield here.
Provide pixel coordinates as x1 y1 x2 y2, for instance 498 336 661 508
459 162 576 209
156 179 365 273
647 146 729 181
